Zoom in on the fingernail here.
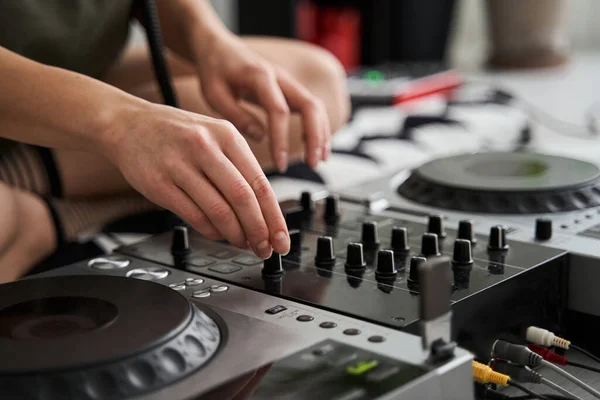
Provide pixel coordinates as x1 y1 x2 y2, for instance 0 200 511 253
277 151 288 173
273 231 290 255
256 240 272 259
257 240 270 250
247 125 265 139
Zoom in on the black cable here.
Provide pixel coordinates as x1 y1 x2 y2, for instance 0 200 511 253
138 0 179 108
571 344 600 365
508 381 553 400
568 360 600 374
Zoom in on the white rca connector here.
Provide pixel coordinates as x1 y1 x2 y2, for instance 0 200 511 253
526 326 571 349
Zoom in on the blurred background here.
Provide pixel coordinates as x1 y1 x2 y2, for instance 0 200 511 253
131 0 600 71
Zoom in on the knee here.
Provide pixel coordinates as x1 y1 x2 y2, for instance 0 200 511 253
294 44 351 133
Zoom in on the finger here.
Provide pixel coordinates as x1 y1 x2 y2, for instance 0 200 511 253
159 184 224 241
221 130 290 256
198 130 279 258
173 166 248 249
321 107 332 161
246 68 290 172
203 80 266 140
276 71 324 168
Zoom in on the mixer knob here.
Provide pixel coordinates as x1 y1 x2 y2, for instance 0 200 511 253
345 243 366 270
427 214 446 238
457 220 477 244
171 226 190 256
300 191 315 214
408 256 426 284
262 252 284 277
391 227 410 253
420 233 441 257
375 250 397 277
324 195 341 223
315 236 336 267
452 239 473 266
535 218 552 241
361 221 380 250
488 226 509 251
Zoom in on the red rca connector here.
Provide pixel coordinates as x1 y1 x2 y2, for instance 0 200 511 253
528 344 568 366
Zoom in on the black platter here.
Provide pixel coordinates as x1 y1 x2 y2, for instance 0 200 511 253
0 275 222 400
398 152 600 213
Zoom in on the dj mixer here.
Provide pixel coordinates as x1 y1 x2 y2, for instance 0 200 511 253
3 151 600 399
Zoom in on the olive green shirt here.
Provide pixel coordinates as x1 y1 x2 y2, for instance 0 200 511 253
0 0 135 79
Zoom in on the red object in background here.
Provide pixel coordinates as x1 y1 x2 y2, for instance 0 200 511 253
393 70 464 106
296 1 361 70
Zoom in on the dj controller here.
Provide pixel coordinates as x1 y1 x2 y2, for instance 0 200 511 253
4 151 600 399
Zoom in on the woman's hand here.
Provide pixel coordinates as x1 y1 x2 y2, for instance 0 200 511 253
105 102 290 259
194 34 331 172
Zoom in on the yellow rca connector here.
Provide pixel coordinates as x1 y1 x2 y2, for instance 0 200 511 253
472 361 510 386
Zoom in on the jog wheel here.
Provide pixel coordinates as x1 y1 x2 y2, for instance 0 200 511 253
398 152 600 214
0 275 223 400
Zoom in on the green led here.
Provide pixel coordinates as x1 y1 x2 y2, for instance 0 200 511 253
346 360 379 376
364 70 385 82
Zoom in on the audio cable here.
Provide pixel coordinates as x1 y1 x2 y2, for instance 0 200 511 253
473 361 553 400
529 344 600 374
490 359 583 400
493 340 600 399
527 326 600 367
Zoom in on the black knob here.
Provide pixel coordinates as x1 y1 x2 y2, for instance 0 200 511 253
457 220 477 244
452 239 473 266
324 195 341 223
289 229 302 253
375 250 397 277
262 252 284 277
488 225 509 251
427 214 446 238
171 226 190 256
535 218 552 241
284 207 304 230
420 233 441 257
315 236 336 266
361 221 380 250
345 243 366 270
391 227 410 253
408 256 426 284
300 191 315 214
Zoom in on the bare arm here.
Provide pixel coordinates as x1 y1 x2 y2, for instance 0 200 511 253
0 45 290 258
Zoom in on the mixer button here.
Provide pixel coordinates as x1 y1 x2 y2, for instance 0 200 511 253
188 256 216 268
207 249 239 259
208 264 242 274
88 256 130 270
457 220 477 244
126 267 170 281
420 233 441 257
488 226 509 251
284 207 304 230
324 194 341 223
427 214 446 238
169 283 186 291
319 321 337 329
367 335 386 343
343 328 361 336
391 227 410 253
535 218 553 241
452 239 473 266
232 255 262 266
185 278 205 286
210 284 229 293
345 243 366 270
375 250 397 277
289 229 302 254
296 315 314 322
171 226 190 256
192 289 211 298
361 221 380 250
265 305 287 315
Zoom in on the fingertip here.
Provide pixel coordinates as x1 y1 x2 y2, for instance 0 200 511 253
272 230 290 256
276 151 288 173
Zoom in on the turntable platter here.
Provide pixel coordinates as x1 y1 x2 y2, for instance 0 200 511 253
0 275 222 399
398 152 600 213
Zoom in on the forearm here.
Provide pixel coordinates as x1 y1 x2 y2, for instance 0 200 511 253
0 47 146 155
151 0 231 64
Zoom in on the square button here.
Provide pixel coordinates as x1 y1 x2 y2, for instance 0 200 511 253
208 249 239 259
233 255 262 266
208 264 242 274
265 305 287 315
188 256 216 268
